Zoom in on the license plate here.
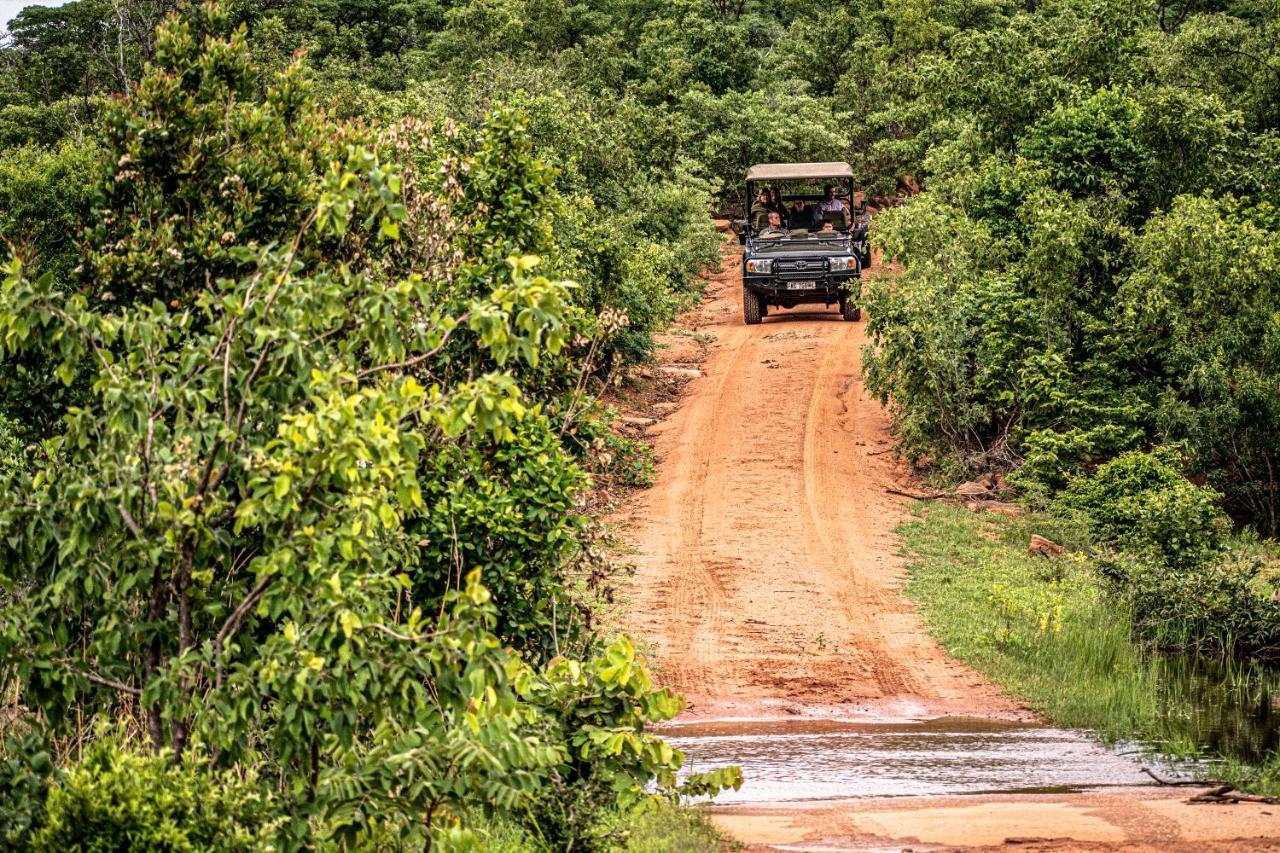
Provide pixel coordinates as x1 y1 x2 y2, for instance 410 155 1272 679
787 280 815 290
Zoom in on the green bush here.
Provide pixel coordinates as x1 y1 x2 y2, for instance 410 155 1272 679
1102 550 1280 655
411 413 587 658
30 740 278 852
0 415 21 473
1118 195 1280 536
1056 448 1228 567
0 140 99 280
595 800 724 853
0 10 744 847
0 733 54 848
520 636 743 848
1053 449 1278 655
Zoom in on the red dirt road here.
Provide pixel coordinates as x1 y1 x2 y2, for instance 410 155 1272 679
616 242 1017 722
614 239 1280 850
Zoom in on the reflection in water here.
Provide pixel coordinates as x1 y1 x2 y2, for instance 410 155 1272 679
664 718 1154 803
1150 654 1280 764
665 657 1280 804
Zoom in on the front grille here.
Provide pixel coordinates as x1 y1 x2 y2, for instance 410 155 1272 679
774 258 829 277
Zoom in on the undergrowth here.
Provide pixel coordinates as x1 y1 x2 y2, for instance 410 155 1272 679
479 801 728 852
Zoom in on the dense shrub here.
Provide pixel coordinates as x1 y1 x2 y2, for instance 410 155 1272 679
521 637 742 846
1055 449 1279 655
1056 448 1228 567
0 733 54 847
412 414 587 659
854 3 1280 555
0 9 739 847
1118 196 1280 535
29 740 279 852
1102 551 1280 656
0 140 98 280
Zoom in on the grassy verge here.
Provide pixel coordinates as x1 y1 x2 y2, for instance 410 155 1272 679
478 801 729 852
899 502 1280 794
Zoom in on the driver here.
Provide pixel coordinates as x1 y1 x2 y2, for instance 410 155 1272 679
818 184 848 226
758 210 788 238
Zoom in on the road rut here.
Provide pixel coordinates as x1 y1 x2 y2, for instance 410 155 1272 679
616 242 1017 722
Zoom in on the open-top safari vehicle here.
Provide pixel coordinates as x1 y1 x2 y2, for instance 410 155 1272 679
734 162 869 325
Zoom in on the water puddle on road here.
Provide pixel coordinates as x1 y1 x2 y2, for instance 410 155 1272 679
663 717 1155 803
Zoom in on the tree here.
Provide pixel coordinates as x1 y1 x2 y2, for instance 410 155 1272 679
0 7 744 844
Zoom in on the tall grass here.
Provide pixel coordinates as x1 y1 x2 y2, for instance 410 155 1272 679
900 504 1160 740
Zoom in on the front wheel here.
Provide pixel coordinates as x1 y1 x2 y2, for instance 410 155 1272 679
743 287 762 325
840 299 861 322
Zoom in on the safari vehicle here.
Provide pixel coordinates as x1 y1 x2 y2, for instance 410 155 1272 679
735 162 865 325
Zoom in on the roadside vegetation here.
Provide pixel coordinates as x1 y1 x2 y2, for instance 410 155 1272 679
901 500 1280 794
849 0 1280 789
0 1 747 848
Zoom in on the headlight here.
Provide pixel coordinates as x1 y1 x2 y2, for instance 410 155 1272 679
745 258 773 274
829 256 856 272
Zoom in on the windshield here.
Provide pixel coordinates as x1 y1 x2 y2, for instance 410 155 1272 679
750 233 851 252
747 176 867 238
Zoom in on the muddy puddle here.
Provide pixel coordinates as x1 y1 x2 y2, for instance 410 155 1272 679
664 717 1156 803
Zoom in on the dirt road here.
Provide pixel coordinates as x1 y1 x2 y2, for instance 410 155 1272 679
617 240 1016 722
615 238 1280 851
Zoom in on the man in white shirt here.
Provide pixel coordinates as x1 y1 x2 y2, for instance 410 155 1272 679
758 211 788 238
817 184 849 227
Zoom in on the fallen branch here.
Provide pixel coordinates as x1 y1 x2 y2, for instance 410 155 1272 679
1187 785 1280 806
886 487 947 500
866 448 894 456
1141 767 1217 787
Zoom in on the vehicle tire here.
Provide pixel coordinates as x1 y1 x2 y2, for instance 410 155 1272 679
861 249 873 269
841 299 861 322
743 287 762 325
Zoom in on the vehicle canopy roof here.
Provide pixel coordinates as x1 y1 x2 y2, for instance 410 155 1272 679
746 161 853 183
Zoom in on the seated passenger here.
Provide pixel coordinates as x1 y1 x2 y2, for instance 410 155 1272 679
758 211 788 238
768 188 787 220
750 188 771 229
818 220 836 233
788 200 817 230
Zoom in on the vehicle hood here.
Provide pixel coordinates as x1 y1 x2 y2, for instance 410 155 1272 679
747 237 852 255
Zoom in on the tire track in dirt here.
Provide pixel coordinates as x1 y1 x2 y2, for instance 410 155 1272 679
616 240 1018 720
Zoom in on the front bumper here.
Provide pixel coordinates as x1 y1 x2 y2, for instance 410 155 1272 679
744 273 859 299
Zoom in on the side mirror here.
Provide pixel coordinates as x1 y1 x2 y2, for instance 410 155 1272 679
732 219 747 245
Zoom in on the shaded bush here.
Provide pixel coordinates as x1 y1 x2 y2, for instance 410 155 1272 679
0 733 54 848
1056 448 1228 567
1102 551 1280 656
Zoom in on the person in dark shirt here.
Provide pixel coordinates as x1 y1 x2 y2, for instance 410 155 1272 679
768 188 787 220
749 188 771 229
788 199 816 230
